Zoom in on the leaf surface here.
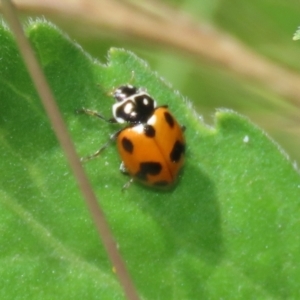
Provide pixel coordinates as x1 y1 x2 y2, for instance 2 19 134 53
1 20 300 300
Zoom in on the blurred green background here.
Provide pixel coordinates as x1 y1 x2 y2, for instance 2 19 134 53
9 0 300 164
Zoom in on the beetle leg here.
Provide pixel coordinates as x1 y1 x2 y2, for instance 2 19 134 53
119 161 129 174
76 107 117 123
121 178 134 192
81 129 122 162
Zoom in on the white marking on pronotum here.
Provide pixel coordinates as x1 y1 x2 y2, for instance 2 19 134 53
124 102 134 114
132 124 144 134
147 114 157 126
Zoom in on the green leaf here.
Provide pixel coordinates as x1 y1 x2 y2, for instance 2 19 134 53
1 19 300 299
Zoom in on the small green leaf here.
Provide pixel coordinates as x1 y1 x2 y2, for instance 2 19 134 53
1 19 300 299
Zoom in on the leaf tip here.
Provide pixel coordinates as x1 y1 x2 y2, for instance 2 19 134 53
293 26 300 40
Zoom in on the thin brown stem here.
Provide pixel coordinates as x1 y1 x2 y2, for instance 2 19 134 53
1 1 140 299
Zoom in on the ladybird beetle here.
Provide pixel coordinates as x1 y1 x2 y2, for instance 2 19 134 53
78 85 185 189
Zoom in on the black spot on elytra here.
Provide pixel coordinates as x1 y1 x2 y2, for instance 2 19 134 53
170 140 185 162
144 124 156 137
122 137 134 154
135 162 162 181
164 111 174 128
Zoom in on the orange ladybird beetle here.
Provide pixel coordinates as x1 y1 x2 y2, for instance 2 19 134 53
79 85 185 189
